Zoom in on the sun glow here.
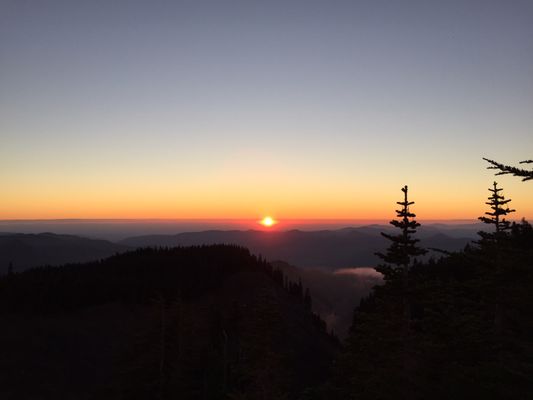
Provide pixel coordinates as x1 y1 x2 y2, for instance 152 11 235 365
260 216 276 227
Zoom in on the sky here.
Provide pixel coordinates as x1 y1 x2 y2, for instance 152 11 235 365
1 0 532 222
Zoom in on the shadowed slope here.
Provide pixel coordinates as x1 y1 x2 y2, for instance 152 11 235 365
0 245 338 400
0 233 130 274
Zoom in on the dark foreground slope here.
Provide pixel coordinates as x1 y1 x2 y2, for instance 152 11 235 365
324 221 533 400
0 245 338 400
0 233 130 274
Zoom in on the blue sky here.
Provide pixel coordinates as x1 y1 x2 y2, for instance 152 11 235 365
1 0 532 219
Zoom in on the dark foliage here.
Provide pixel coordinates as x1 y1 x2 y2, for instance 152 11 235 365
484 158 533 181
478 181 515 244
375 185 427 281
326 220 533 399
0 245 338 400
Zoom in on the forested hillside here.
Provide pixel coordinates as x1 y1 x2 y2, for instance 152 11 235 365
0 245 338 399
319 182 533 399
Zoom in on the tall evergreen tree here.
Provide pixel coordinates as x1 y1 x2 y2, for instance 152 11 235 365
477 182 516 348
375 185 426 281
483 157 533 181
374 186 426 397
478 181 515 243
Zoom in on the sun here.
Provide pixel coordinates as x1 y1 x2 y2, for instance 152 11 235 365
260 216 276 227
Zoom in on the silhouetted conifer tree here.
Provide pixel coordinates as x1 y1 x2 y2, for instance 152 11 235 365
374 185 426 395
484 157 533 181
375 185 426 281
478 181 515 243
476 182 517 359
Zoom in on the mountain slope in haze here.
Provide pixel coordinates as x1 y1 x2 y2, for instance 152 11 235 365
0 245 338 400
354 223 483 239
272 261 383 338
120 227 472 268
0 233 130 274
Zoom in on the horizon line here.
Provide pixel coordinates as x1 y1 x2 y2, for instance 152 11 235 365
0 218 482 223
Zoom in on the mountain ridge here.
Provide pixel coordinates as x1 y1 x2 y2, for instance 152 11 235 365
119 227 473 268
0 233 130 274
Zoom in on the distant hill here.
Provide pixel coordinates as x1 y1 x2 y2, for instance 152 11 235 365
0 233 129 274
120 227 473 268
0 227 474 273
0 245 338 399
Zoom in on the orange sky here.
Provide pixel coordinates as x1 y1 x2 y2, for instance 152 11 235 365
2 169 532 221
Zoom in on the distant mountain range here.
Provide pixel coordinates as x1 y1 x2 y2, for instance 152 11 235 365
1 224 479 273
0 233 129 274
119 225 476 269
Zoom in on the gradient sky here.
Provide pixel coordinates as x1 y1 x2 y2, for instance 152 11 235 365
1 0 532 221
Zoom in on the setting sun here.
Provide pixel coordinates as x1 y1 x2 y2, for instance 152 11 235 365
260 216 276 227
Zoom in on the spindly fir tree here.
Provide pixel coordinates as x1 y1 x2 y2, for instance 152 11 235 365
478 181 515 243
477 182 516 345
375 185 427 393
376 185 426 282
